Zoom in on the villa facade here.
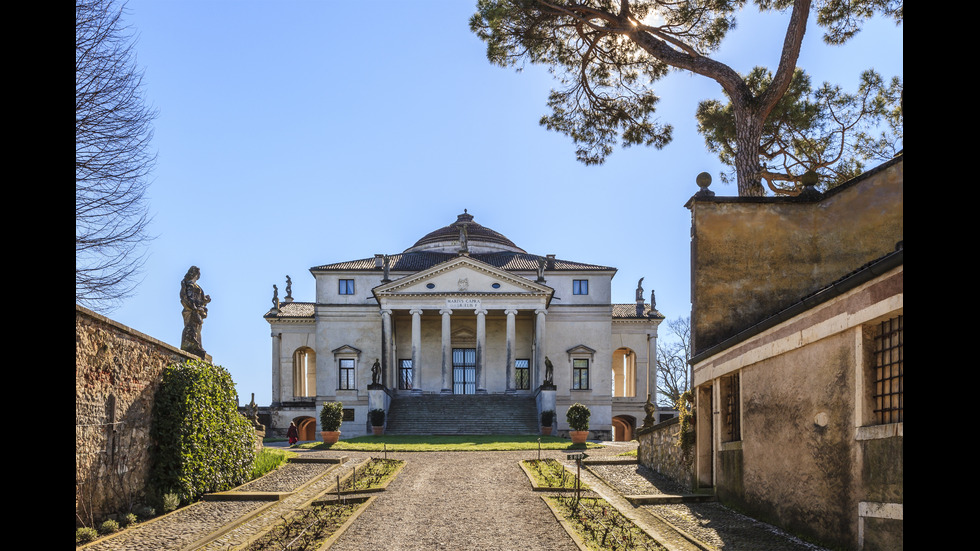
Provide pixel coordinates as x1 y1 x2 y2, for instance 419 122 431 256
264 211 663 440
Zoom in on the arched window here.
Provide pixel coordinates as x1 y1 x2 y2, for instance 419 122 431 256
293 347 316 397
612 348 636 397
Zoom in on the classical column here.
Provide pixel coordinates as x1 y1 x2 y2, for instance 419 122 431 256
440 308 453 393
271 332 281 404
475 308 488 393
381 309 392 388
505 309 517 392
411 308 423 392
534 308 547 388
648 332 658 421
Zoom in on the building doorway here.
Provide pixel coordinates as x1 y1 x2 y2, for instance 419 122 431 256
294 416 316 441
453 348 476 394
612 415 635 441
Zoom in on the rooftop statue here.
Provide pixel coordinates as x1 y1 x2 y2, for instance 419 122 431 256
180 266 211 357
636 277 644 302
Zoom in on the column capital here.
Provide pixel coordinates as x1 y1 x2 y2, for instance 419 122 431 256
535 308 548 316
475 308 489 316
440 308 453 316
504 308 519 316
410 308 424 316
380 308 393 317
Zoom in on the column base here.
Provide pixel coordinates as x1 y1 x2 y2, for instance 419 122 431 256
411 388 423 395
476 388 488 395
440 388 453 394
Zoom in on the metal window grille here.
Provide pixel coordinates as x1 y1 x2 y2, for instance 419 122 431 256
453 348 476 394
572 359 589 390
515 359 530 390
398 359 413 390
873 315 903 424
338 359 355 390
724 372 741 442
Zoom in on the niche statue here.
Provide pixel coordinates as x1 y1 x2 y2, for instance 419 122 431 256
180 266 211 357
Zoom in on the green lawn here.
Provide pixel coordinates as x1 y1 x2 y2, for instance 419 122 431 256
297 434 604 452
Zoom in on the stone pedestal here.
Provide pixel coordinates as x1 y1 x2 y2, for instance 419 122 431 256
368 385 387 411
537 385 556 422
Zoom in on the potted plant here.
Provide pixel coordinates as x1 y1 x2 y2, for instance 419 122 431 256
540 410 555 436
369 408 386 435
566 403 591 444
320 401 344 444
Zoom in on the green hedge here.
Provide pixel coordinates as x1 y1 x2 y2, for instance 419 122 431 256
150 359 255 505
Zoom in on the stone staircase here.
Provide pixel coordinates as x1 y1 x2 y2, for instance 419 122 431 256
384 393 539 435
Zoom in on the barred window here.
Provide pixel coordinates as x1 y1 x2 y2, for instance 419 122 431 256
398 359 413 390
872 315 903 425
721 372 741 442
515 359 530 390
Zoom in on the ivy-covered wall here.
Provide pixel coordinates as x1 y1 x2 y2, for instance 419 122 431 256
76 305 197 525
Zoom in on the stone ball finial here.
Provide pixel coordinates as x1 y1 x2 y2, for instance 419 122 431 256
694 172 715 198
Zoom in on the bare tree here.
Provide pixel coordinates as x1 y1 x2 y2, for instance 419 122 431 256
76 0 156 312
656 316 691 408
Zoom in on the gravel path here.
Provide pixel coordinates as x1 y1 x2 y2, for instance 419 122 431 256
80 440 832 551
328 450 581 551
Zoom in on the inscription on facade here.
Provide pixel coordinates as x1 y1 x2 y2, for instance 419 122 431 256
446 298 482 310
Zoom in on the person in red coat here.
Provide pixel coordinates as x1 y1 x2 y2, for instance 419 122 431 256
287 421 299 445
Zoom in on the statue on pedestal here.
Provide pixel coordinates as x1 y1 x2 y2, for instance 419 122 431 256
370 358 383 387
543 356 555 387
180 266 211 357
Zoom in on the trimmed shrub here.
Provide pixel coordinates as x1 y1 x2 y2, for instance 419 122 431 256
76 527 98 544
121 513 138 527
540 409 556 427
98 519 120 535
320 401 344 432
566 403 591 431
150 359 256 505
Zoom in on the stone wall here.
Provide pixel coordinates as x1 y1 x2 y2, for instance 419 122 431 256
75 305 197 525
636 418 694 489
688 155 903 355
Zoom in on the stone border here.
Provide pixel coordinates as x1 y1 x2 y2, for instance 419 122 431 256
316 495 380 550
325 459 407 496
539 495 591 551
519 459 589 492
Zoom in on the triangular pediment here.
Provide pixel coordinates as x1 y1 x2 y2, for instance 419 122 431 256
373 255 553 298
566 344 597 356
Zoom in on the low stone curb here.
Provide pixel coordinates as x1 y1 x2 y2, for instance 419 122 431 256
318 495 379 550
519 459 591 492
624 494 718 505
322 459 407 497
539 494 592 551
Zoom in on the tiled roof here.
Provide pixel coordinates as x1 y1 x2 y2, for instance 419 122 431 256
264 301 315 320
311 251 614 273
612 303 664 320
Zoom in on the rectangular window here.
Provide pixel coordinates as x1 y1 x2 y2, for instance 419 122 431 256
338 359 355 390
515 359 530 390
572 358 589 390
721 372 741 442
338 279 355 295
398 359 413 390
573 280 589 295
872 315 903 425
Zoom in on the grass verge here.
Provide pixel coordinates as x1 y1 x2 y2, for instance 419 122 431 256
298 434 605 452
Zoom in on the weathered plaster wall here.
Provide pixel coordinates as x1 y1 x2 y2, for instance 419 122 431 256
732 331 861 546
76 305 197 524
689 156 903 355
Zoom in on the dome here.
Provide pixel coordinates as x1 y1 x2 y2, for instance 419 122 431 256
404 210 526 254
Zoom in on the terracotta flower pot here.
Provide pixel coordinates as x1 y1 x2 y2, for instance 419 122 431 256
372 426 384 436
321 430 340 444
541 426 553 436
570 430 589 444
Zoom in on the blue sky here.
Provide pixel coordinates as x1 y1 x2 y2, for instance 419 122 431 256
103 1 903 406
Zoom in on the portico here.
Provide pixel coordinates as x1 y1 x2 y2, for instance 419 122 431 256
373 255 553 395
